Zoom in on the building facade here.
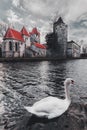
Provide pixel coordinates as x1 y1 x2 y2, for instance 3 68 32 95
67 40 80 58
46 17 67 58
21 26 30 48
30 27 40 43
0 36 3 57
25 27 46 57
80 45 87 57
2 27 30 57
2 26 45 58
25 43 46 57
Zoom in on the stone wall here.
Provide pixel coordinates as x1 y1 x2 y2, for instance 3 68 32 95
46 17 68 58
53 19 67 58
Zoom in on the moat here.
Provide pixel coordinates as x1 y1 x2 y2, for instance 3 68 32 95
0 59 87 130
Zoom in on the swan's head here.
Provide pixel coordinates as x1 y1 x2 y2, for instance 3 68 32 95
64 78 74 86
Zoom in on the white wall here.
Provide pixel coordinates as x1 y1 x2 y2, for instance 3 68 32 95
20 43 25 57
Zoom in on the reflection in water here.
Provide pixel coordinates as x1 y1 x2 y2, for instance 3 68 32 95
0 60 87 130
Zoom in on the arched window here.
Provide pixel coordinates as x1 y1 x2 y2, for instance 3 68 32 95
9 41 13 51
15 42 19 51
15 42 17 51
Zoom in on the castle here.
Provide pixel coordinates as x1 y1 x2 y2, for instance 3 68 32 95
0 17 80 59
46 17 68 58
1 26 46 58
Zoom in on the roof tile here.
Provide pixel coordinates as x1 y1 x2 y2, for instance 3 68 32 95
21 26 29 36
34 42 46 49
4 28 24 42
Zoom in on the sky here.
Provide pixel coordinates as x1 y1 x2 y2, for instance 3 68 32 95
0 0 87 44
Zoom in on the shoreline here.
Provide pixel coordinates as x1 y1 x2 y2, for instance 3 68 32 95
0 57 87 62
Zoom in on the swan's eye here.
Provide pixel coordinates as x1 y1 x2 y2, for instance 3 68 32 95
71 80 74 84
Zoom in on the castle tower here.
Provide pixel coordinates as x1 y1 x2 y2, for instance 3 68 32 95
53 17 67 58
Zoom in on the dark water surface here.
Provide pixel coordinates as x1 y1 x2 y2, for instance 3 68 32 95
0 59 87 130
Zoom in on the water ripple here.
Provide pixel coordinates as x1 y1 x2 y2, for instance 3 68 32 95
0 60 87 129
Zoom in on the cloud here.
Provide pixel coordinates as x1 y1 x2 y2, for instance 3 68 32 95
65 0 87 23
0 0 87 43
6 9 23 25
12 0 20 7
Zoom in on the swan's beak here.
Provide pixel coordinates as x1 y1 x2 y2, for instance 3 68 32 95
71 80 74 84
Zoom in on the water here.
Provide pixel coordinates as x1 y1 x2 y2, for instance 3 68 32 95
0 59 87 130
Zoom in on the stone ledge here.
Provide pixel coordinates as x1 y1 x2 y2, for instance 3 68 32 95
15 103 87 130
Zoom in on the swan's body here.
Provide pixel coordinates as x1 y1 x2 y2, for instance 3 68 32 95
25 97 70 119
24 78 74 119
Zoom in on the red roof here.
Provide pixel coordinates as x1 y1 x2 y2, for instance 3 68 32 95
21 26 29 36
4 28 24 42
29 32 33 36
32 27 40 36
34 42 46 49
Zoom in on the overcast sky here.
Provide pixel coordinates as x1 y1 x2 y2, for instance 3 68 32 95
0 0 87 43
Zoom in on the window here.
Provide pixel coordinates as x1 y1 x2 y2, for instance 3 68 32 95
55 27 57 32
4 42 6 50
25 44 26 49
15 42 19 51
25 37 28 41
9 41 13 51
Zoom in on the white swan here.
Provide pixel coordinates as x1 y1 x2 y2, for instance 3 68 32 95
24 78 74 119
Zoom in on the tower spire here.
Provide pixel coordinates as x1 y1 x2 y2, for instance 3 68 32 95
57 17 64 24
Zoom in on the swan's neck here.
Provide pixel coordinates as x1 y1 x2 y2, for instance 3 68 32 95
64 84 71 101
